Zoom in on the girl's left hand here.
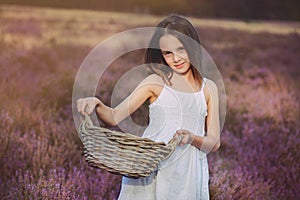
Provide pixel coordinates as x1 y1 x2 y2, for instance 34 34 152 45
173 129 195 146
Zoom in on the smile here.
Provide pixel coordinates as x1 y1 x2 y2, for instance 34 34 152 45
174 62 185 69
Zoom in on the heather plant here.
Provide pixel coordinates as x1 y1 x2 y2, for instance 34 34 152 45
0 5 299 200
9 165 120 199
4 17 42 38
213 120 299 199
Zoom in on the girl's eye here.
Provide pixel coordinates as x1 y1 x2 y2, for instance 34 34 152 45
163 51 172 56
178 47 185 52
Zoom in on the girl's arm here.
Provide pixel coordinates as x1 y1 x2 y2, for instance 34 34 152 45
77 75 160 126
174 79 221 153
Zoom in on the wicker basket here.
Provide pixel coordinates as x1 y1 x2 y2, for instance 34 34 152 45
78 115 181 178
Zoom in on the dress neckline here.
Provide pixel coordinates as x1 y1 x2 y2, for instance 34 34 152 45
149 78 206 106
164 78 206 95
164 84 203 95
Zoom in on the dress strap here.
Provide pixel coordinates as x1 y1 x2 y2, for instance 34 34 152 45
201 78 206 91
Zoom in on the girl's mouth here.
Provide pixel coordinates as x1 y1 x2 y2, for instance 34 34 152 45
174 62 185 69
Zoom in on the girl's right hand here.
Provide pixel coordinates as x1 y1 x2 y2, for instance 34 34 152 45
77 97 101 116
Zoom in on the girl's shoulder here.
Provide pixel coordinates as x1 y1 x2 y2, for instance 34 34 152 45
203 78 217 90
203 78 216 87
203 78 218 101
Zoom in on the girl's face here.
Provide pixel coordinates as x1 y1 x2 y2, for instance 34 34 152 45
159 34 191 75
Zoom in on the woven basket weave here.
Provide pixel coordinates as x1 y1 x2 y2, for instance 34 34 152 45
78 115 180 178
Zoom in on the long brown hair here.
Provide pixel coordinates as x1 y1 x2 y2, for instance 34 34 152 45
144 14 203 86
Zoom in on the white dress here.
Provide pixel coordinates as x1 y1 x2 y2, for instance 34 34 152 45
118 78 210 200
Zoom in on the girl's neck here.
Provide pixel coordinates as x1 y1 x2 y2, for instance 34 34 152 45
171 70 200 92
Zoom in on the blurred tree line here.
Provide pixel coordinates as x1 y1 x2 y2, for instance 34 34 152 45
1 0 299 21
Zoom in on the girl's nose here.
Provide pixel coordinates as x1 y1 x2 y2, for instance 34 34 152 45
173 53 181 62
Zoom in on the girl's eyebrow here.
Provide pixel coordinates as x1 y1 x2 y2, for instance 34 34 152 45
161 46 185 53
177 46 185 50
161 50 171 54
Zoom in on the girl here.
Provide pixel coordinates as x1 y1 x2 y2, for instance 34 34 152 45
77 14 220 200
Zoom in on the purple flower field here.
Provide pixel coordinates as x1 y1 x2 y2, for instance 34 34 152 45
0 5 299 200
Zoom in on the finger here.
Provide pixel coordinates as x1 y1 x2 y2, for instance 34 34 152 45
174 131 183 137
178 135 188 145
80 103 87 116
80 110 86 116
181 137 188 145
177 130 185 135
86 108 91 115
79 100 86 113
173 133 179 140
85 104 89 112
80 103 86 114
86 105 93 115
77 99 82 112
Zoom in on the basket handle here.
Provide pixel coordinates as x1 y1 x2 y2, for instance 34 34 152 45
80 114 93 126
162 135 183 160
168 134 182 146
